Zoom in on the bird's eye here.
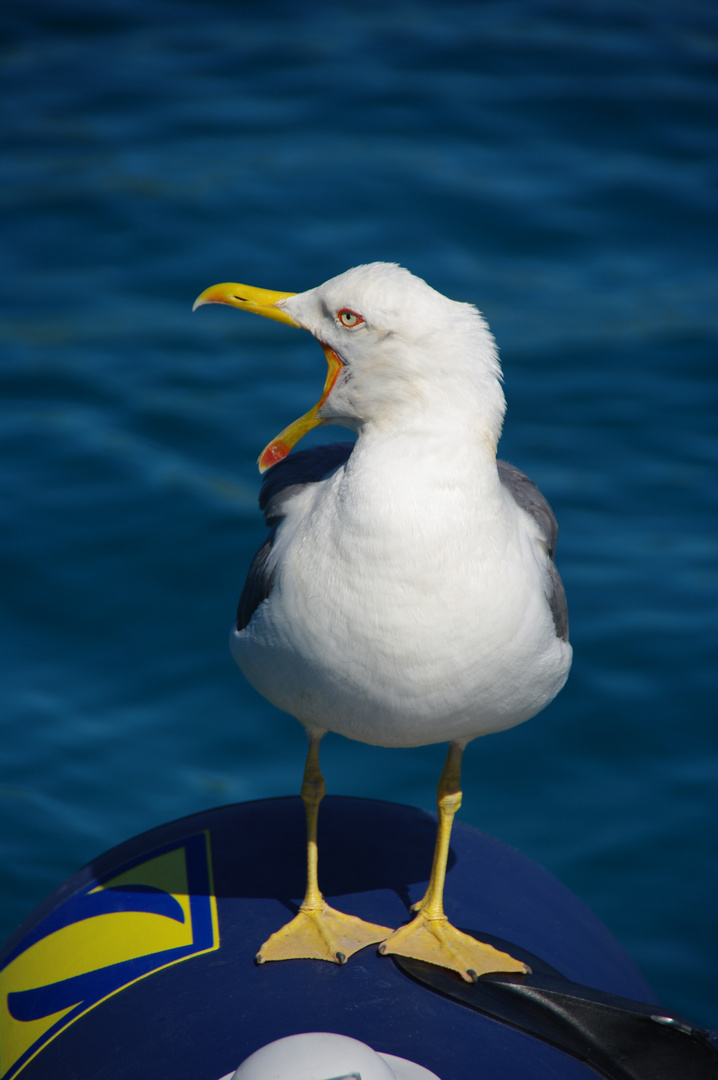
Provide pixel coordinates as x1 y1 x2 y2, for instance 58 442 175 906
338 308 363 328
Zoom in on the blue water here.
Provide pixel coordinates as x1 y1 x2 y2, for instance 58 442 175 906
2 0 717 1031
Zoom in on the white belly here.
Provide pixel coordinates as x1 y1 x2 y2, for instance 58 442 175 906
231 465 572 748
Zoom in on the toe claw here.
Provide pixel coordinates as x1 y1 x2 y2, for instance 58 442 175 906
380 912 527 980
257 903 392 966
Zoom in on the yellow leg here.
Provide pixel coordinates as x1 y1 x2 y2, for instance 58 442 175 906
379 741 530 982
256 735 392 965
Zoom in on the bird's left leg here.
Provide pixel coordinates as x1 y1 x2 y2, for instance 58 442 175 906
256 733 392 966
379 740 530 982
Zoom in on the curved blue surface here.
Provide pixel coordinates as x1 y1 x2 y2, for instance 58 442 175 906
1 797 660 1080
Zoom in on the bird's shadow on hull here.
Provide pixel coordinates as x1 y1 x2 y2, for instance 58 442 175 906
207 795 447 914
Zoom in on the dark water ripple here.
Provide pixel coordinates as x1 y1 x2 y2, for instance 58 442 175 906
2 0 717 1030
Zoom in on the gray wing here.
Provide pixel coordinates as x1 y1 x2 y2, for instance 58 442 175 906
497 459 569 642
236 442 354 630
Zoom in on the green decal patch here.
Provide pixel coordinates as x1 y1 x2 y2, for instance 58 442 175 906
0 831 219 1079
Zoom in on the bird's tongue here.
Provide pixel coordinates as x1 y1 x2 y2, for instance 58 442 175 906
258 345 344 473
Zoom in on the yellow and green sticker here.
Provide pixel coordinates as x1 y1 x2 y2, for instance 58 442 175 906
0 831 219 1079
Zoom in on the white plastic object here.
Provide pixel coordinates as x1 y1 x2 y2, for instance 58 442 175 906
223 1031 441 1080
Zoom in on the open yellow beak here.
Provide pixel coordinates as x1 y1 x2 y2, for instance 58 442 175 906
193 281 344 473
192 281 299 326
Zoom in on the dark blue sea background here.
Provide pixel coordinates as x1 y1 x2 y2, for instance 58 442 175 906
2 0 717 1032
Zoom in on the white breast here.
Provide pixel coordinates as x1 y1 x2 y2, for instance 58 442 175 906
231 432 572 749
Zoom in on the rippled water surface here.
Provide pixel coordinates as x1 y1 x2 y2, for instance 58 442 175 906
2 0 717 1030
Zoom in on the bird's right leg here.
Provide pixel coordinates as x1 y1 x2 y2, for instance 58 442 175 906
256 733 392 966
379 740 529 981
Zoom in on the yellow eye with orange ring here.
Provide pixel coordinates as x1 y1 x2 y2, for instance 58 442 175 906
338 308 363 328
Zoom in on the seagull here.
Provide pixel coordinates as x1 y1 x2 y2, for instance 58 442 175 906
194 263 572 982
